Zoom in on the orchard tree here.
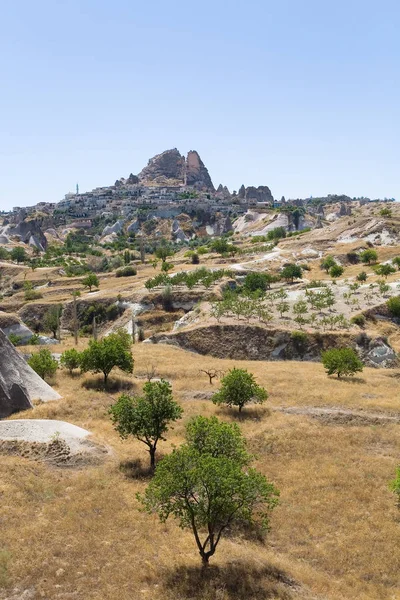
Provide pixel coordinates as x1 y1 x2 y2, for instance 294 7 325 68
109 380 183 469
11 247 27 264
60 348 81 375
155 242 174 263
82 273 99 292
281 263 302 283
28 349 58 381
320 255 336 273
80 330 133 385
140 416 279 564
359 249 378 265
330 264 344 279
375 264 396 278
322 347 363 378
43 304 62 339
212 367 267 412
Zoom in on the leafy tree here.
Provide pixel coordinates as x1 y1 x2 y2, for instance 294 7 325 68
109 380 183 469
43 304 62 338
140 416 279 564
28 349 58 381
359 249 378 265
155 243 174 263
60 348 82 374
392 256 400 270
10 247 27 263
375 263 396 278
277 301 290 318
82 273 99 291
243 272 273 293
321 347 363 378
80 331 134 385
212 367 267 412
389 466 400 509
386 296 400 318
293 299 308 329
281 263 302 283
320 255 336 273
329 264 344 278
0 247 10 260
356 271 367 282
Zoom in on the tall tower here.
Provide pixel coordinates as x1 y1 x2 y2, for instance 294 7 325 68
76 183 79 195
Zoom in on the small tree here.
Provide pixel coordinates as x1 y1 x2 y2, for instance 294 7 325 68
212 367 267 412
375 264 396 278
28 349 58 381
60 348 82 375
43 304 62 339
320 255 336 273
109 380 183 469
386 296 400 318
200 368 223 385
389 467 400 509
392 256 400 271
155 243 174 263
80 331 133 385
10 247 27 263
321 348 363 378
359 249 378 265
293 299 308 329
281 263 302 283
140 416 279 564
356 271 367 282
330 264 344 279
82 273 99 292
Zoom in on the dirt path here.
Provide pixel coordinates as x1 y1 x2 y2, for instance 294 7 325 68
277 406 400 426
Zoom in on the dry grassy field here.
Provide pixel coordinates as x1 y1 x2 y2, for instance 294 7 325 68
1 343 400 600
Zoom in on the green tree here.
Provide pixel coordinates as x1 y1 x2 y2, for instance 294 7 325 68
375 264 396 278
155 243 174 263
389 466 400 509
392 257 400 270
212 367 267 412
82 273 99 291
320 255 336 273
281 263 302 283
60 348 82 374
0 247 10 260
293 299 308 329
356 271 367 282
43 304 62 339
139 416 279 564
321 347 363 378
80 331 133 385
28 349 58 381
359 249 378 265
11 247 27 263
329 264 344 279
109 380 183 469
386 296 400 318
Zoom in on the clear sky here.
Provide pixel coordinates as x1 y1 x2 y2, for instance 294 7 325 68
1 0 399 210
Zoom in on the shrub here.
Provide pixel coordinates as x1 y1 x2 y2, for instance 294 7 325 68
28 349 58 381
356 271 367 282
291 330 308 354
116 266 137 277
24 289 43 301
386 296 400 318
10 247 27 263
389 466 400 509
161 285 173 311
60 348 82 374
350 314 366 327
8 333 23 346
346 252 360 265
329 264 344 278
191 253 200 264
321 348 363 378
392 256 400 270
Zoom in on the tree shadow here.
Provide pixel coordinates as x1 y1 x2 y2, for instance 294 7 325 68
82 376 135 392
119 458 153 480
216 406 271 421
331 376 366 384
162 561 298 600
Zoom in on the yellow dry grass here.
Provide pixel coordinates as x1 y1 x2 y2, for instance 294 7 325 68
1 343 400 600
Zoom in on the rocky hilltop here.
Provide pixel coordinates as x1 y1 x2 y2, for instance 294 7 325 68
138 148 214 191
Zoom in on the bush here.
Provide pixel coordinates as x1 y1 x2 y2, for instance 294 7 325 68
191 253 200 264
356 271 367 282
291 330 308 354
28 349 58 381
161 285 173 311
350 314 366 327
116 266 137 277
60 348 82 374
8 333 23 346
321 348 363 378
387 296 400 318
24 289 43 301
346 252 360 265
329 264 344 278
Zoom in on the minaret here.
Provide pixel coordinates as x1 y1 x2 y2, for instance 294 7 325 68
76 183 79 195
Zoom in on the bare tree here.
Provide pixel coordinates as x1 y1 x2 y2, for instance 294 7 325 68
145 363 157 382
199 369 224 385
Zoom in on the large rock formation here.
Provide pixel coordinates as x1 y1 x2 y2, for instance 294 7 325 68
245 186 273 203
0 329 61 419
138 149 186 184
138 148 214 190
8 219 47 250
185 150 214 190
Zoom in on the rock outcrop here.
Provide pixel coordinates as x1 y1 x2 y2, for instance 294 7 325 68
0 328 61 419
245 186 273 203
8 219 47 250
138 149 186 184
185 150 214 190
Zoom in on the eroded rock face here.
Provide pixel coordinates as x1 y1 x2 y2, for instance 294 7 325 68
8 219 47 250
185 150 214 190
245 186 273 203
138 149 186 184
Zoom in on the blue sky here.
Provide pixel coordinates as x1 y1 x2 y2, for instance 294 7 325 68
1 0 399 210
